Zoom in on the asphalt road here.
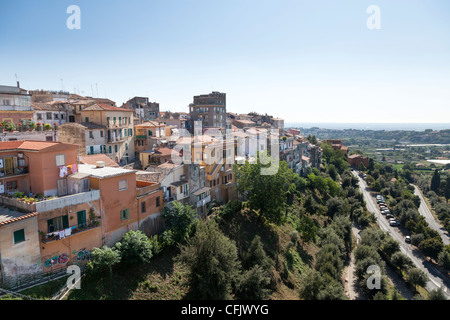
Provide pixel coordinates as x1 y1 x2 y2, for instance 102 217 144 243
412 185 450 246
353 171 450 299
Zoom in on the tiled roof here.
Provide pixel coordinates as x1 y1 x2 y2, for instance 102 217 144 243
0 211 39 226
85 103 134 112
0 140 78 152
32 102 66 111
80 154 119 167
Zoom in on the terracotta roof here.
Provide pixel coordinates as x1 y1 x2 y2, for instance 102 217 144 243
0 211 39 226
0 141 78 152
84 103 134 112
153 148 174 157
32 102 66 111
80 154 119 167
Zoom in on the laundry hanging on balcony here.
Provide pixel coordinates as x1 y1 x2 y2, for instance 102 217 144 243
59 166 68 178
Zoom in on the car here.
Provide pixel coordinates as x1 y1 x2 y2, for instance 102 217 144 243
389 219 400 226
386 214 394 219
381 210 388 215
377 199 385 204
405 236 411 243
379 204 387 208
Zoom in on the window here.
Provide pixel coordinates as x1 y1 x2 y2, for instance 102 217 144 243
113 117 116 124
100 130 104 137
54 114 59 119
125 143 128 150
46 112 52 120
109 146 112 154
115 145 118 153
119 117 122 125
107 117 110 126
89 131 94 139
119 179 127 191
55 154 65 166
120 208 130 221
128 129 132 136
37 113 43 120
89 146 94 154
6 181 18 191
82 178 89 192
47 215 69 232
148 130 152 136
156 196 160 207
141 201 146 213
14 229 25 244
85 117 89 123
77 210 86 229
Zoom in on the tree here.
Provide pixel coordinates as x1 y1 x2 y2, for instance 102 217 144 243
86 246 121 276
390 252 414 271
381 237 400 259
419 237 444 260
428 288 447 300
234 153 295 225
114 230 153 265
298 214 318 244
179 221 241 299
430 169 441 193
438 250 450 270
163 201 198 243
445 176 450 203
407 268 428 291
235 265 271 300
241 235 273 272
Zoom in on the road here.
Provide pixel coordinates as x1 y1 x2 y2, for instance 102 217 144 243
412 185 450 246
353 171 450 299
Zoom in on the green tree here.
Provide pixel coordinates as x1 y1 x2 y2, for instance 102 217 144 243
235 265 271 300
179 221 241 299
234 153 295 225
430 169 441 193
241 235 273 272
419 237 444 260
428 288 447 300
445 176 450 203
163 201 198 243
114 230 153 265
86 245 121 276
390 252 414 271
407 268 428 291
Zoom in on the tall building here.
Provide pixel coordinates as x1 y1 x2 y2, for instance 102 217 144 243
122 97 160 122
188 91 226 132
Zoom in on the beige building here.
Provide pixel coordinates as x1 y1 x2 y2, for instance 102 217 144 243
80 103 135 165
58 122 107 156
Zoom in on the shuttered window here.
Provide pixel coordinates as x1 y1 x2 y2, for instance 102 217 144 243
14 229 25 244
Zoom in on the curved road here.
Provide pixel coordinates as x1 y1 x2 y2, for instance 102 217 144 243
353 171 450 299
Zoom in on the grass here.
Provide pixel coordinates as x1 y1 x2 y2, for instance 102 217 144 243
0 276 69 300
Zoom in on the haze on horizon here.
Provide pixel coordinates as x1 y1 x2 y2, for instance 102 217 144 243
1 0 449 123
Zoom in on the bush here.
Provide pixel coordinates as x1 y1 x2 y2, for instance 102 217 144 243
235 265 271 300
86 246 121 276
390 252 414 271
114 230 153 265
411 233 425 246
163 201 198 243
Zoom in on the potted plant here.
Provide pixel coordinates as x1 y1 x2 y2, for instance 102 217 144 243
18 123 23 132
53 122 58 130
43 123 51 131
36 123 42 131
0 123 3 133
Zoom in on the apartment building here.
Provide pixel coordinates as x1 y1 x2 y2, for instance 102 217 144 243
134 120 167 154
58 122 107 156
32 102 68 126
188 91 227 131
80 103 135 165
121 96 160 122
0 84 34 125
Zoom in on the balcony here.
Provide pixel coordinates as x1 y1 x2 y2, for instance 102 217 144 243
136 180 160 197
107 136 126 143
0 190 100 213
0 166 29 178
41 221 101 244
196 195 211 208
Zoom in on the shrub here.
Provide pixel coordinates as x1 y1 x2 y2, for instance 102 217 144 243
86 246 121 276
114 230 153 265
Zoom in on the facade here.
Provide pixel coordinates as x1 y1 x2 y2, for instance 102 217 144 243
0 84 34 126
188 91 226 131
134 121 167 154
80 103 135 165
58 122 107 156
32 102 68 126
348 154 369 168
122 97 160 122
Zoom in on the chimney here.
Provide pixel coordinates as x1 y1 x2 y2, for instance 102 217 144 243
17 81 20 88
96 161 105 168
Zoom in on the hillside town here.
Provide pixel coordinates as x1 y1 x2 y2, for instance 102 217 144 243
0 82 346 288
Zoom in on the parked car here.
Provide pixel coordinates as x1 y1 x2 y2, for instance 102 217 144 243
405 236 411 243
379 204 387 209
386 214 394 219
389 219 399 226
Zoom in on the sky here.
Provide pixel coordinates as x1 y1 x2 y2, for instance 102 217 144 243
1 0 450 123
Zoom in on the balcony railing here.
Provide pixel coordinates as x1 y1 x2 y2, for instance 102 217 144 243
41 221 100 244
0 166 29 178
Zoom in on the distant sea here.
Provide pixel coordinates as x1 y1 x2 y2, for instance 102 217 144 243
285 123 450 131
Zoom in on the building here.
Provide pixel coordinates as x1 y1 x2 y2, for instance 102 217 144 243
32 102 68 126
348 154 369 168
323 139 349 155
0 141 103 285
58 122 107 156
80 154 120 167
0 129 58 142
80 103 135 164
188 91 226 131
122 97 160 122
134 121 167 154
232 119 256 129
29 90 70 103
78 163 163 246
0 84 34 126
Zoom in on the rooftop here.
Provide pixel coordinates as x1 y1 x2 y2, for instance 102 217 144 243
0 209 38 226
80 154 119 167
78 164 135 178
0 140 78 152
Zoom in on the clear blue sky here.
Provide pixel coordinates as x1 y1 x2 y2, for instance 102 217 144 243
1 0 449 123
